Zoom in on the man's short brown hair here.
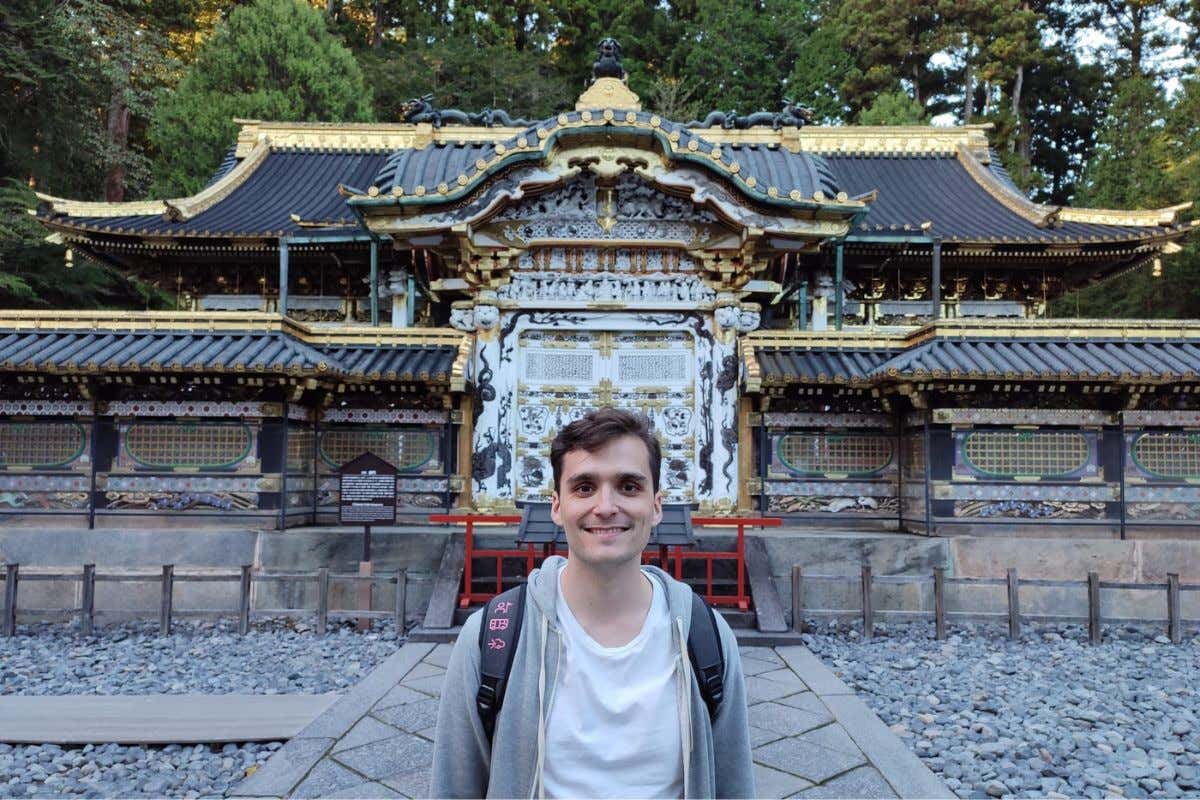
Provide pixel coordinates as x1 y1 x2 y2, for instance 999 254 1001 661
550 408 661 494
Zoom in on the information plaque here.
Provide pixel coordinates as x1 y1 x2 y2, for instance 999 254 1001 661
339 452 397 526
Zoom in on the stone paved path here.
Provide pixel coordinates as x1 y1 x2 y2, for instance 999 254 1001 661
234 642 949 799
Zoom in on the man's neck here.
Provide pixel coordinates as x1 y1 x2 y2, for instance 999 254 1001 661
560 558 653 648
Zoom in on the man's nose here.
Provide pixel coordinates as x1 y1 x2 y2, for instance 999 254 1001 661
592 484 619 515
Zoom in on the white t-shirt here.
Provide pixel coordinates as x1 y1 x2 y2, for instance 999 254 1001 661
543 572 684 799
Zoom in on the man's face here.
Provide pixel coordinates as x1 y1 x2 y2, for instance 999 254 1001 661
550 434 663 573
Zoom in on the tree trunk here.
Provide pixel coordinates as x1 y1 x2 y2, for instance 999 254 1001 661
962 59 973 123
371 0 384 48
326 0 338 21
104 73 130 203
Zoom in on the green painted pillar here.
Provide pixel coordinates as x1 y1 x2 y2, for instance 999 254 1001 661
798 281 808 330
834 240 845 331
278 237 289 316
369 240 379 326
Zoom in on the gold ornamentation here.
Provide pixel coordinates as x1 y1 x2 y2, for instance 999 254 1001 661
789 189 802 201
391 186 404 196
1057 202 1192 227
581 111 593 122
745 176 757 188
537 128 549 139
437 183 449 195
457 175 468 186
495 143 507 155
415 185 426 196
603 109 614 121
687 140 698 151
625 111 637 123
768 187 779 198
650 115 661 127
367 186 380 197
557 114 569 125
956 145 1054 226
575 77 642 111
475 158 487 170
517 136 527 148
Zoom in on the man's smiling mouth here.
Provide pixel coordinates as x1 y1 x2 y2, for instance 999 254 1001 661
584 526 630 535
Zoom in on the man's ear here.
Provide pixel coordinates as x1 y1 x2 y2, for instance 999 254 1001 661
652 489 663 526
550 490 562 526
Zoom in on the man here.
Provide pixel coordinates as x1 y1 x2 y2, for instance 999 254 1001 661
431 408 754 799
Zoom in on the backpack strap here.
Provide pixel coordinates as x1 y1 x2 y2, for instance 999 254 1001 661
687 591 725 720
476 584 526 742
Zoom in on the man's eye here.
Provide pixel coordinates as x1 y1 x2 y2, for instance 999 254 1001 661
574 484 594 494
622 482 642 493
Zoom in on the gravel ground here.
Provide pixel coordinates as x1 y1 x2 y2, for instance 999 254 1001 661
0 617 402 695
805 621 1200 800
0 741 281 799
0 618 405 798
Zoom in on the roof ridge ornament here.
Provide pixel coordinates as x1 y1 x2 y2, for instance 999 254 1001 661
576 38 641 110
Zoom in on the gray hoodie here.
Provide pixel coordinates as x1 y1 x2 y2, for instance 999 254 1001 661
430 556 755 799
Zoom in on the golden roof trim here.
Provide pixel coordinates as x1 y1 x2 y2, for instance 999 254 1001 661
1056 201 1192 228
232 119 525 157
739 337 762 393
169 139 272 221
0 311 468 346
450 334 473 392
955 145 1055 226
36 193 169 219
233 118 1001 155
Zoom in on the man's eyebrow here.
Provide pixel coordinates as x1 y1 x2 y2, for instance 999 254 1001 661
564 471 649 486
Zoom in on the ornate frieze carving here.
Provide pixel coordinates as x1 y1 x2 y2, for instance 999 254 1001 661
497 272 714 307
321 408 447 424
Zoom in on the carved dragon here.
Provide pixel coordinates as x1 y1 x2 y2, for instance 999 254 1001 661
400 94 532 128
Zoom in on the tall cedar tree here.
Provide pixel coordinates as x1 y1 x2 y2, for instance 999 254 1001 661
149 0 374 196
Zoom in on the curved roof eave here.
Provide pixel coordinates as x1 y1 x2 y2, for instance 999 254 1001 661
346 111 865 217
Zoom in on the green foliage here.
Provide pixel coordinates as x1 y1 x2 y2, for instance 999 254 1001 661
1051 72 1200 319
149 0 375 196
856 90 925 125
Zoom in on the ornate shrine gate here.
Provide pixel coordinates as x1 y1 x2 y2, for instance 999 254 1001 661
515 329 697 503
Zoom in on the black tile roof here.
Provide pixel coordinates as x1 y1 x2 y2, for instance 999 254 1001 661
38 126 1183 248
755 348 900 384
363 111 843 208
323 345 458 381
826 153 1169 244
54 150 388 238
874 338 1200 381
0 328 458 381
754 337 1200 384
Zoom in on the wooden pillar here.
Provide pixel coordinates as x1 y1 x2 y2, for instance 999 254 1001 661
278 237 290 316
834 241 845 331
737 397 753 512
931 239 942 320
369 239 379 326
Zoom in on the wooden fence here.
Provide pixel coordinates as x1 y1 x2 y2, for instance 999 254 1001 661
0 563 407 637
791 566 1198 645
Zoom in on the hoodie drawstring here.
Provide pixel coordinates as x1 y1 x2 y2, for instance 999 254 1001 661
531 614 549 799
675 616 693 799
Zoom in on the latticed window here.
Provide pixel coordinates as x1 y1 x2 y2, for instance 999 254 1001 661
123 423 252 470
903 434 925 478
288 429 315 473
523 351 594 382
319 427 437 472
776 433 894 476
1131 432 1200 479
0 422 86 469
961 431 1089 478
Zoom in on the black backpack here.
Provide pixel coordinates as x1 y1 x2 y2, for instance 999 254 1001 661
476 583 725 742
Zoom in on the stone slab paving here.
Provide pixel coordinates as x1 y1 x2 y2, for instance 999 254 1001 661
0 694 339 745
232 642 951 799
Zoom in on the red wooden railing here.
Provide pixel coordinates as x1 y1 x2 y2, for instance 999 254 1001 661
430 513 782 611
